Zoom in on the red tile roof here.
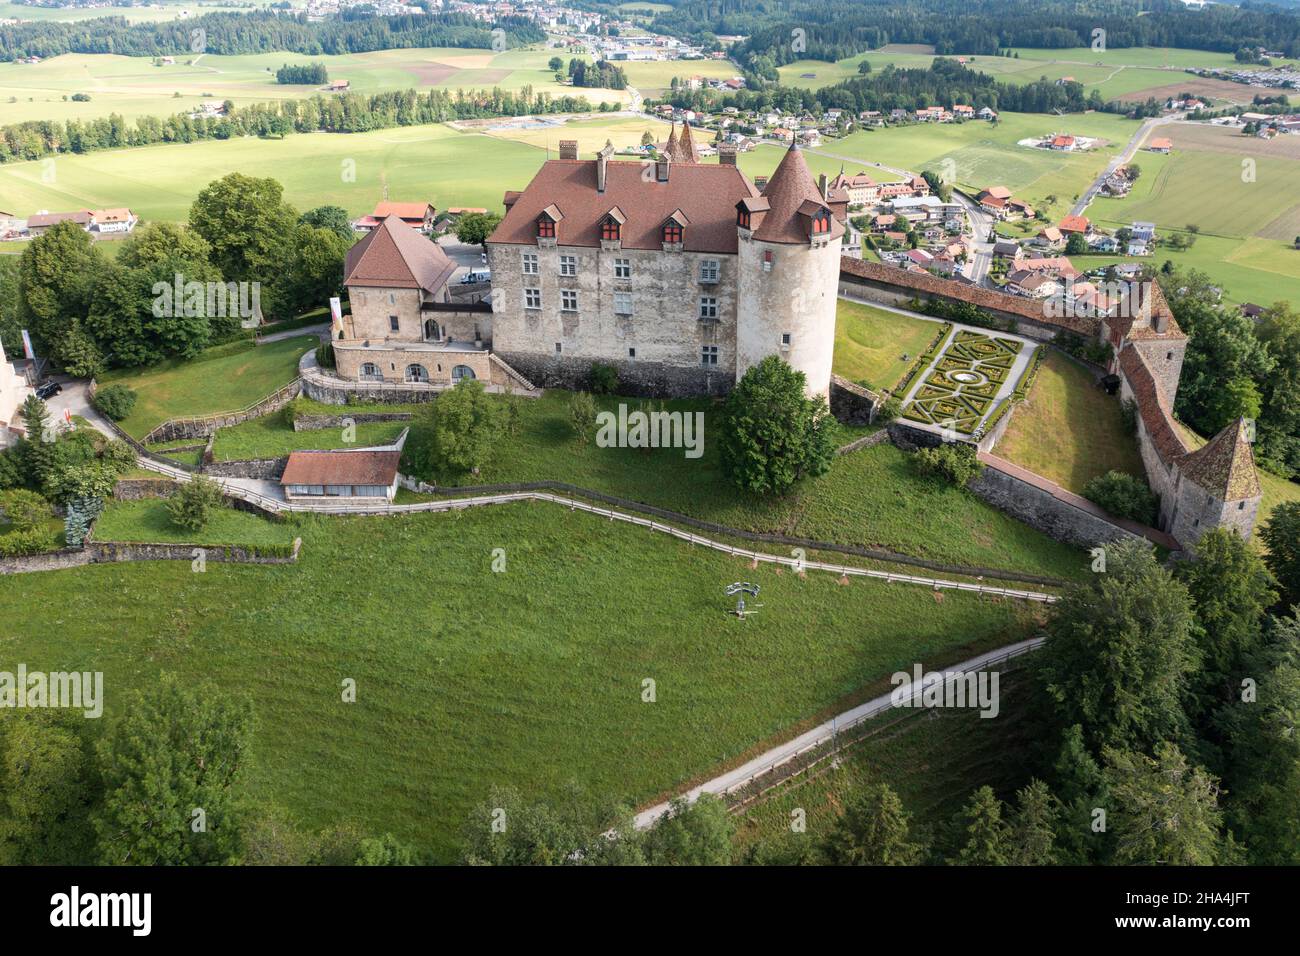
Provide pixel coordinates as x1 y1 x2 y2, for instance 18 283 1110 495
751 144 845 244
489 156 759 254
1118 345 1189 463
1058 215 1090 233
373 201 433 222
27 210 90 228
344 215 457 293
1179 420 1261 500
280 449 401 487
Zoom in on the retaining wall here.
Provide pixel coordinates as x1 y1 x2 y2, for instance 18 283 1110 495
293 412 414 432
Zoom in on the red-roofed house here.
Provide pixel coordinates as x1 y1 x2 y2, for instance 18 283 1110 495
1057 215 1090 235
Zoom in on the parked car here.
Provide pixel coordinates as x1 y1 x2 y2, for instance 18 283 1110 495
460 270 490 284
35 381 62 400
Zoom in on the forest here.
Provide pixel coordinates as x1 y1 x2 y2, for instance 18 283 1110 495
0 11 545 61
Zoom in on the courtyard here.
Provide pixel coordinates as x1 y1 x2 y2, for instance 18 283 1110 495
899 327 1037 439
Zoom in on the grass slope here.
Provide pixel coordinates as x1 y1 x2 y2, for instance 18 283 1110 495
0 503 1040 861
832 300 941 391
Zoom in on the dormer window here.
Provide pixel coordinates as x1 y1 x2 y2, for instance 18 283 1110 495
738 209 751 229
663 222 682 244
811 210 831 235
537 217 556 239
601 218 620 241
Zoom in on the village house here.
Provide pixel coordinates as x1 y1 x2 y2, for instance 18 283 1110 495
353 201 437 234
1147 137 1173 154
280 438 405 503
828 169 880 208
1057 214 1090 236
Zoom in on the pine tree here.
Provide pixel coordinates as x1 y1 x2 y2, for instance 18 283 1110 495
823 783 923 865
1006 779 1061 865
954 786 1010 865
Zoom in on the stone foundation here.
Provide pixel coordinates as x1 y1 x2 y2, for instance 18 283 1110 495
494 351 731 398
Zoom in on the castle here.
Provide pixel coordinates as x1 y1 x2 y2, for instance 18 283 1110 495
330 126 846 398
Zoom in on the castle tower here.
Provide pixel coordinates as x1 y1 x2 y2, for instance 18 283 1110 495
1170 418 1262 545
734 142 843 397
663 122 679 160
676 120 700 163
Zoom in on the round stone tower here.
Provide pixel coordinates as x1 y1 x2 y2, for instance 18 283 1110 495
734 142 843 397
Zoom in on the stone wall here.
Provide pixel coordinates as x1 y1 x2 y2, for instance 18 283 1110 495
0 548 93 574
493 350 731 397
829 375 879 425
141 378 300 444
112 478 179 500
86 538 301 565
293 411 413 432
201 457 287 480
487 242 741 385
333 343 493 387
968 462 1145 550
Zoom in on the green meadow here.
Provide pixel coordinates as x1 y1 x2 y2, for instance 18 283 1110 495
0 45 626 126
0 500 1042 861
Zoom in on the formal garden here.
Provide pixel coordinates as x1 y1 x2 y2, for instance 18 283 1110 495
900 329 1034 438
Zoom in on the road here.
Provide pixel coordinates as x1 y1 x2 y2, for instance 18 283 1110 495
1069 112 1185 217
952 190 997 284
632 636 1047 829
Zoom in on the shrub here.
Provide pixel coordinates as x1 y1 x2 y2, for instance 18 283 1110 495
0 526 50 557
912 443 982 485
419 378 501 475
877 395 903 422
315 342 335 369
588 363 620 395
568 391 597 445
63 496 103 547
91 384 137 421
100 439 137 474
0 488 51 532
1083 470 1157 525
166 475 225 532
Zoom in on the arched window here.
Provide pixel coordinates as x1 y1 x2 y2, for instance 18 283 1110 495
812 210 830 235
452 365 475 382
424 318 441 341
405 364 429 383
360 362 382 381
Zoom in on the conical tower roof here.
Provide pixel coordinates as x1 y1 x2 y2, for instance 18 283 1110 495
1179 418 1261 501
751 142 844 244
677 119 700 163
662 121 679 160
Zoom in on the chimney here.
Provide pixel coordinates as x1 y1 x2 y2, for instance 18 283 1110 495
718 144 737 166
558 139 578 160
818 173 828 200
656 155 671 183
596 139 614 193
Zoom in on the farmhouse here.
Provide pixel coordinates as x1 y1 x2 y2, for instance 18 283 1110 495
280 445 403 502
1057 215 1090 235
1147 137 1173 154
25 210 91 236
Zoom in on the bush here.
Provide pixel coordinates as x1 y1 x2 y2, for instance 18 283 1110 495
166 475 225 532
877 395 903 422
315 342 335 369
588 363 619 395
100 439 137 474
91 384 137 422
568 391 597 445
912 443 982 485
0 526 51 556
418 378 501 475
63 496 103 547
1083 470 1157 525
0 489 51 532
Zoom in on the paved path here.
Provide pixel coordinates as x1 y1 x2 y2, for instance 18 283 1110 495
1070 112 1184 218
256 323 328 344
632 635 1046 828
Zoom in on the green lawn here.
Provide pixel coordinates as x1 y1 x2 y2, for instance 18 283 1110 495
92 498 298 549
99 336 315 438
733 667 1037 858
832 300 941 391
0 502 1041 861
997 348 1146 492
401 389 1089 581
211 415 408 461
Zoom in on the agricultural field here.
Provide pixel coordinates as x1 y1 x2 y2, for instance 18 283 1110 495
832 300 942 392
996 348 1146 492
98 335 316 438
0 0 264 22
0 499 1043 861
616 57 740 95
0 46 626 126
776 44 1286 101
1085 123 1300 305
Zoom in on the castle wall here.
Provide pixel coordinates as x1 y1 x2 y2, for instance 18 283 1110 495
1130 337 1186 409
487 242 738 386
738 236 841 396
333 343 493 386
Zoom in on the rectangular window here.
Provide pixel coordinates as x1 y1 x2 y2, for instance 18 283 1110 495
601 220 620 241
614 258 631 279
559 255 577 277
781 332 792 347
699 296 718 321
699 259 719 283
389 315 400 332
663 223 683 244
701 345 719 366
561 290 578 312
555 342 563 354
388 292 396 305
613 292 633 315
522 252 538 275
524 288 541 310
628 348 636 359
537 218 555 239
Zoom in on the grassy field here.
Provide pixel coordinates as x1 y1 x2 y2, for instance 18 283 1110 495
733 667 1037 857
0 501 1042 861
99 336 315 438
775 45 1284 99
93 497 299 548
617 57 739 94
833 300 942 392
0 0 264 23
399 388 1089 581
996 348 1146 492
0 46 625 126
211 414 408 461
